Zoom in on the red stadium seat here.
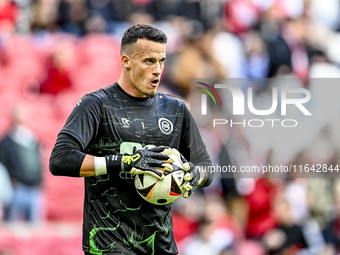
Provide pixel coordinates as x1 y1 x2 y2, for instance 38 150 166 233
0 223 83 255
73 34 121 92
0 73 26 94
0 34 117 225
1 35 43 82
54 89 85 120
44 174 84 221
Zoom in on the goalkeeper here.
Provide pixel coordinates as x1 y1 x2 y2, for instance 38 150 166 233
49 24 213 255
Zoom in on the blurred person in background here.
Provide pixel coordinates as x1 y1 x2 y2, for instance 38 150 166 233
0 40 9 66
14 0 33 34
262 196 308 254
165 19 225 100
224 0 261 36
259 7 293 78
0 0 19 34
0 162 13 221
57 0 88 36
39 42 73 96
146 0 204 23
0 105 43 223
243 177 282 239
83 13 108 34
242 30 269 79
31 0 57 32
85 0 137 35
234 240 266 255
107 0 142 36
179 218 227 255
322 179 340 254
179 195 243 255
146 0 184 22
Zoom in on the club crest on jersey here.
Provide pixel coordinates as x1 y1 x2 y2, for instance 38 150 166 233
121 118 130 128
158 118 173 135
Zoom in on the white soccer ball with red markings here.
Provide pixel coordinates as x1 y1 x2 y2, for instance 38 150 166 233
134 155 185 205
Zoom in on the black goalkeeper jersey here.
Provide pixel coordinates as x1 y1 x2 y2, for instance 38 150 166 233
52 83 212 255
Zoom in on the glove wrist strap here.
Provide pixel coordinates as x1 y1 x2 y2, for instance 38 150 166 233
94 157 107 176
94 155 123 176
106 155 124 173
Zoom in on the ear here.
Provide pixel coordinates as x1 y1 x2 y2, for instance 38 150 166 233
122 55 131 70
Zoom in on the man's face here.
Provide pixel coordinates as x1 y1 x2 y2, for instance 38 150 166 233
125 39 166 98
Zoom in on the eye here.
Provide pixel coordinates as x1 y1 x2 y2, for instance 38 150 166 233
145 59 155 64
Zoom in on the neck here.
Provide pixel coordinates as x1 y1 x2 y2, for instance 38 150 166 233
117 74 147 98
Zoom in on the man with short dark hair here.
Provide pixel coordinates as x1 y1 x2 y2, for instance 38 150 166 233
50 24 213 255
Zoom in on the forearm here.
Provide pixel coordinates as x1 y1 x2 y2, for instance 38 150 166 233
49 133 116 177
80 155 122 177
49 133 91 177
50 151 96 177
79 155 96 177
49 134 170 179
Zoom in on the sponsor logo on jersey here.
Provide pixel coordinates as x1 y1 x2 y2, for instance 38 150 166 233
158 118 173 135
122 118 130 128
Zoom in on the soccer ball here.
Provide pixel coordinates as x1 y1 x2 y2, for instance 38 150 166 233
134 156 186 205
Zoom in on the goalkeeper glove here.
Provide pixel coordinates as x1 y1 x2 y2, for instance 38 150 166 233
182 162 201 198
100 147 175 179
155 147 202 198
122 146 175 179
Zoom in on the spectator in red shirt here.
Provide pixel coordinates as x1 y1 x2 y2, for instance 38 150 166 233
39 45 73 96
0 0 19 33
245 178 280 238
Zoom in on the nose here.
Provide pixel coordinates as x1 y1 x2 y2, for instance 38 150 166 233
153 62 163 76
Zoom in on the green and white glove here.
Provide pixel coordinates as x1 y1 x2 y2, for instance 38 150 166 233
99 147 175 179
182 162 201 198
121 147 174 179
154 147 202 198
152 146 191 171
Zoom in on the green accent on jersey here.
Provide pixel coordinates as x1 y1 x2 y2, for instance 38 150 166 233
122 222 148 250
90 175 110 186
87 139 121 153
88 201 173 255
138 213 173 255
102 187 117 197
100 209 113 220
89 222 120 255
139 232 157 255
113 200 142 214
68 84 199 254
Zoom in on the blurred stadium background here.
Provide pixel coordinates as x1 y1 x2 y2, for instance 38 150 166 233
1 0 340 254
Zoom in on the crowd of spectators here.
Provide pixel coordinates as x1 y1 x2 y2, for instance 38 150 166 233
1 0 340 254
